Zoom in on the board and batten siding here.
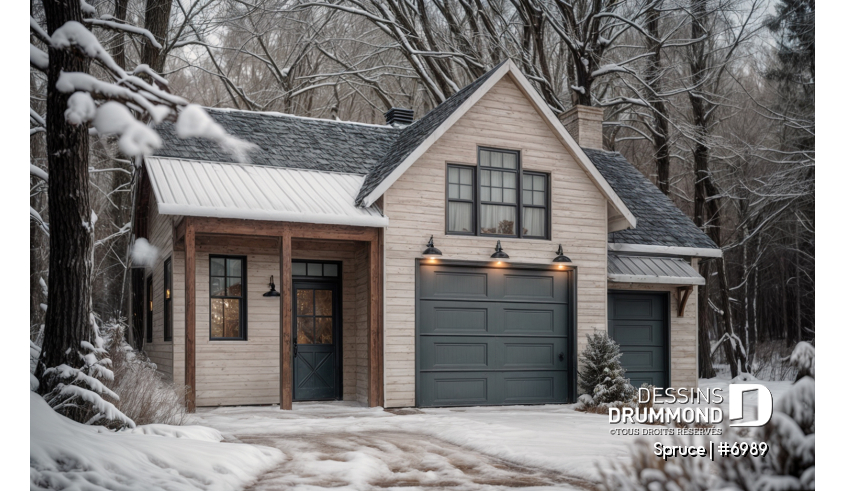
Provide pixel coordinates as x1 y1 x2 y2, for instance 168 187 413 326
381 74 610 407
607 258 700 389
142 197 176 382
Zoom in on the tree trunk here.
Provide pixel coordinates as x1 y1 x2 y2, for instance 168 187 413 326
643 2 672 195
112 0 129 70
141 0 173 74
697 260 716 378
36 0 94 389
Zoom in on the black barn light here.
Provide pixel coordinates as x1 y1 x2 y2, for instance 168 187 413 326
422 235 442 258
263 275 281 297
490 240 509 261
553 244 571 265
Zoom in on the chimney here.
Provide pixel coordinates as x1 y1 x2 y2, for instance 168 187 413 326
384 107 414 127
560 105 604 149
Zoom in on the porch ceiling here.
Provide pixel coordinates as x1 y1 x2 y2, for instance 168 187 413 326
145 157 388 228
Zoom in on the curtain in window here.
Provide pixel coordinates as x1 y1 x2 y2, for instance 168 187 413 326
448 202 472 233
480 205 516 235
523 207 545 237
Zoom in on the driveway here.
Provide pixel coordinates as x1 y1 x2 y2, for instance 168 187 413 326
193 402 633 490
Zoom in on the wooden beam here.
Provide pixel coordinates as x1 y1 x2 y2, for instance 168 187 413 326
173 217 186 251
368 231 384 407
678 286 693 317
196 234 280 253
280 230 293 410
184 219 196 412
191 216 378 242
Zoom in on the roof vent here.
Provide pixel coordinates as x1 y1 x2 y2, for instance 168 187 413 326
385 107 414 127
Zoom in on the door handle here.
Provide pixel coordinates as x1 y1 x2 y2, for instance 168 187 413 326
558 352 564 362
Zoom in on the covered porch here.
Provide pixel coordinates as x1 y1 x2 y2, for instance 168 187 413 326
172 218 384 412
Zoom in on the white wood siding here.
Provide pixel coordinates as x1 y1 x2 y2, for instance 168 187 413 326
143 198 176 382
381 74 610 407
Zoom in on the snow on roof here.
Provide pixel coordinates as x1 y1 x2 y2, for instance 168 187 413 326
607 253 705 285
145 157 388 227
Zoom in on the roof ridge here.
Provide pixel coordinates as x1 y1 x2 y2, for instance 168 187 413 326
204 107 399 130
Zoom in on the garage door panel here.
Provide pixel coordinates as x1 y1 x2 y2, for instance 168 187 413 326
503 274 555 300
612 296 662 320
503 372 568 404
419 301 567 336
619 346 665 371
420 268 489 299
420 372 490 407
420 337 491 370
420 336 566 371
420 265 571 303
610 321 664 346
502 338 567 369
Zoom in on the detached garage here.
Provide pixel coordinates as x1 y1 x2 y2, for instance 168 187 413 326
416 262 574 407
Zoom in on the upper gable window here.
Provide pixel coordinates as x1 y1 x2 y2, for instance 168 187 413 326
446 148 549 239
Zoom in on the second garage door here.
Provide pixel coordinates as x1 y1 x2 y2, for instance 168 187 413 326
608 291 669 388
417 262 573 407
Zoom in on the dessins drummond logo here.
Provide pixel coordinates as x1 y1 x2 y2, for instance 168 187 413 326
608 384 774 427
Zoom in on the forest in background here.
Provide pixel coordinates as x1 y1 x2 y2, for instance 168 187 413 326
30 0 814 380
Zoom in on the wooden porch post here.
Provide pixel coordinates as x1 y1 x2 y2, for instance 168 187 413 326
184 219 196 412
368 230 384 407
280 230 293 410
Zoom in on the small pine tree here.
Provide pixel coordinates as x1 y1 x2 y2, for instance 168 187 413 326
579 332 636 406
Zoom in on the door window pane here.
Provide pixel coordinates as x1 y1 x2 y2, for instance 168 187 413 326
315 317 332 344
315 290 333 316
297 317 314 344
292 262 307 276
323 264 338 277
480 205 516 235
297 289 313 315
307 263 322 276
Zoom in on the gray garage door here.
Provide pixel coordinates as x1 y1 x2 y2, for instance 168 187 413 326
417 263 573 407
608 292 669 388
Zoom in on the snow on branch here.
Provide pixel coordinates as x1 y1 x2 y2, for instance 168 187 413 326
176 105 257 162
30 16 50 45
31 207 49 235
30 44 48 72
84 18 162 50
31 165 48 182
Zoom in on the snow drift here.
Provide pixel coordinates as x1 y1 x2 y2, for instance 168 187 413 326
30 392 283 490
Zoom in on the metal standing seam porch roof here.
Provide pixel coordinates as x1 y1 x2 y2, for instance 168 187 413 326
607 253 705 286
145 157 388 228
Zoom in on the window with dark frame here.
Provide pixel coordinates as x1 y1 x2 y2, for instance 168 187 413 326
445 148 549 239
447 165 475 234
145 276 153 343
163 257 172 342
209 256 246 340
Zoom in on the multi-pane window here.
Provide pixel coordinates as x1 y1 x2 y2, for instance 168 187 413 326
445 148 549 239
447 165 475 234
163 258 172 342
522 172 548 238
209 256 246 340
146 276 153 343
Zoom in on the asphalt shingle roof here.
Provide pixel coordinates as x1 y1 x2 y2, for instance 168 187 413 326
354 61 507 205
584 148 718 249
154 109 400 175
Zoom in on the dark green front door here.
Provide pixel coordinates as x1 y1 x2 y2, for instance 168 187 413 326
417 263 573 407
608 291 669 388
293 280 340 400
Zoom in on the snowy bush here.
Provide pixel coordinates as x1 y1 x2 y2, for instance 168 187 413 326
600 342 815 490
577 332 636 411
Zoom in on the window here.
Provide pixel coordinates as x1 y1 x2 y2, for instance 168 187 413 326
444 148 549 239
146 276 153 343
163 258 172 342
209 256 246 340
291 261 339 277
447 165 475 234
522 172 549 238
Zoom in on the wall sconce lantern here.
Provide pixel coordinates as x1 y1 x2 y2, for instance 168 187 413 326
263 275 281 297
490 240 509 261
422 235 442 258
553 244 571 266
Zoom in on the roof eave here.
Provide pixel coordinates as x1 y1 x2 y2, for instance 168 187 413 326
608 243 722 258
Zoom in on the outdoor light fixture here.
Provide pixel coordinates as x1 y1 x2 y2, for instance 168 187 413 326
553 244 571 267
490 240 509 261
422 235 442 258
263 275 281 297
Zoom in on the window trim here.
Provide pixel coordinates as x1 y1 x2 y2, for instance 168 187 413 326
445 163 477 236
208 255 248 341
163 257 172 342
145 275 153 344
521 171 551 239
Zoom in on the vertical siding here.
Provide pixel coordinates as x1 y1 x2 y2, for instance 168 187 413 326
144 196 175 382
608 276 699 389
381 74 609 407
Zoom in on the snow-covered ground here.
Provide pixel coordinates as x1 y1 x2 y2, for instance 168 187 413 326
31 376 798 490
30 392 283 491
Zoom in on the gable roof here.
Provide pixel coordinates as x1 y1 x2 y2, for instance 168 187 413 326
352 60 637 233
584 149 719 250
153 109 400 175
